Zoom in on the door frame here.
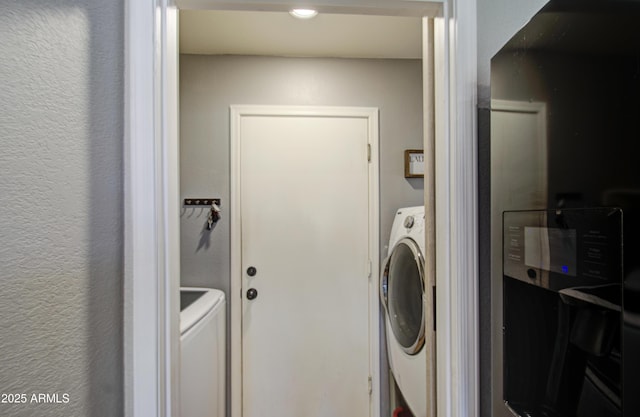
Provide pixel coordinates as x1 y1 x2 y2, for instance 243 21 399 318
230 105 380 417
123 1 479 417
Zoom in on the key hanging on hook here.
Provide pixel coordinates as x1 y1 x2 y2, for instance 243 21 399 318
207 201 221 230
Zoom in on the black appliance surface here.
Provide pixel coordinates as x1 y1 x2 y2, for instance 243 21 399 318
503 209 623 417
490 1 640 417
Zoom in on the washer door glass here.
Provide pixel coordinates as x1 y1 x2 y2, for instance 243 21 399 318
386 238 425 354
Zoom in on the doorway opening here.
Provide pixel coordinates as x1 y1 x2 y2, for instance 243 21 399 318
124 1 483 417
177 6 435 417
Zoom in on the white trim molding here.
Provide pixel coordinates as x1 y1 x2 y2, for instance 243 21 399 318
422 15 438 417
124 1 180 417
434 1 479 417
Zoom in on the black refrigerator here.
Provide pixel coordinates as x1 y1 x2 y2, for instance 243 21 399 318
489 1 640 416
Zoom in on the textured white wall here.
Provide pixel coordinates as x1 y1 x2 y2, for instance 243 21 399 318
0 1 123 416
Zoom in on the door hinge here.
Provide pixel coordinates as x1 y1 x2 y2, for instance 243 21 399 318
367 259 372 279
367 144 371 162
368 376 372 396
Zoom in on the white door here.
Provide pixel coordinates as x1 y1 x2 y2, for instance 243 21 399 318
232 106 379 417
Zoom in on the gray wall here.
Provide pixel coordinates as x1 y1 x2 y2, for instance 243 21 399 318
476 1 548 417
179 54 424 292
179 53 424 417
0 1 123 416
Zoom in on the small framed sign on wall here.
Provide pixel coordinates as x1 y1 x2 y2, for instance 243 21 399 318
404 149 424 178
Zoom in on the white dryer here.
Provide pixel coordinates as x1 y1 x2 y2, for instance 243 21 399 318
381 206 427 417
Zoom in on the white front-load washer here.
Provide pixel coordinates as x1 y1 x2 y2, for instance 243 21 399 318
381 206 427 417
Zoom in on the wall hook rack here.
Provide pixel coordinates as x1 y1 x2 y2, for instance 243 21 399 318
183 198 221 206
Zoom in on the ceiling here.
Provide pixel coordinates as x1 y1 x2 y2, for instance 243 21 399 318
179 10 422 59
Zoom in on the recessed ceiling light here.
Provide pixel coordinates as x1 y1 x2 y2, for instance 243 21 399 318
289 8 318 19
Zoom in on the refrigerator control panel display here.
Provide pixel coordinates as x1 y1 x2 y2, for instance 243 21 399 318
503 208 622 290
